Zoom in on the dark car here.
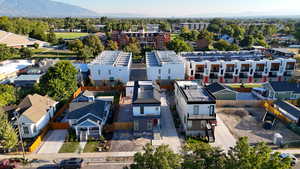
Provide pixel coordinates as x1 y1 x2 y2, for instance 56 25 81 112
59 158 84 169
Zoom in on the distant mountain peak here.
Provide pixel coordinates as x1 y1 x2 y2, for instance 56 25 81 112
0 0 100 17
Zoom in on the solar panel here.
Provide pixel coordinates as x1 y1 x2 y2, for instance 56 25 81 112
91 51 131 66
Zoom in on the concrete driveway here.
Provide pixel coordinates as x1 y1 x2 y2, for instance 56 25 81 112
37 130 68 154
211 115 236 152
152 92 181 153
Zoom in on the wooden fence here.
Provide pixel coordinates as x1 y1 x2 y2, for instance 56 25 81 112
50 122 70 130
216 100 263 107
104 122 133 132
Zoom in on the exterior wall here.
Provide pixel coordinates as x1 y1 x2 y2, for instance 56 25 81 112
147 63 185 81
88 64 130 83
133 105 160 116
126 86 134 98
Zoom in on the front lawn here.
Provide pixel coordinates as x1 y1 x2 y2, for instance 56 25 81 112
58 142 79 153
55 32 89 39
83 141 99 153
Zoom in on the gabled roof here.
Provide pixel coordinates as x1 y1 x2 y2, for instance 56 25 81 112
67 100 109 121
17 94 57 123
206 82 236 93
269 82 300 94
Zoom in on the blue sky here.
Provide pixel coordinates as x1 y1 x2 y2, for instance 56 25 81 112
55 0 300 17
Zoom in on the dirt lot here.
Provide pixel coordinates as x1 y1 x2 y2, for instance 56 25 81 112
217 107 300 144
110 131 150 152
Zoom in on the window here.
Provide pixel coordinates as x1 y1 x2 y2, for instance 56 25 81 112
193 105 199 115
108 70 111 75
158 69 161 74
33 125 37 133
98 70 101 75
184 116 187 124
140 106 144 114
147 120 153 130
23 126 29 135
134 120 139 131
155 107 159 111
187 120 192 129
168 69 171 74
209 105 215 115
168 76 171 80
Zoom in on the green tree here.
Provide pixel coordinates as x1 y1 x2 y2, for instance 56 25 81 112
39 61 78 102
78 46 93 63
47 31 58 44
294 23 300 42
0 44 17 61
83 35 104 56
0 84 16 107
107 40 119 50
167 38 193 53
68 39 84 53
160 22 171 32
227 44 240 51
198 30 215 47
124 42 141 56
19 47 33 58
33 43 39 49
222 25 234 37
240 35 255 48
126 144 181 169
0 111 18 151
213 40 231 51
231 24 245 41
208 24 221 34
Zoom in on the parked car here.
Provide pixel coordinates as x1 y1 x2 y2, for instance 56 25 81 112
59 158 84 169
279 153 298 166
0 159 18 169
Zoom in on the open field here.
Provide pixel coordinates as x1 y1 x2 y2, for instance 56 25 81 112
55 32 89 39
217 107 300 145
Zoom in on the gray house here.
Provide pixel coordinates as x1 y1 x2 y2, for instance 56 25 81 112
254 82 300 100
67 100 111 141
132 81 161 137
12 74 43 87
206 82 238 100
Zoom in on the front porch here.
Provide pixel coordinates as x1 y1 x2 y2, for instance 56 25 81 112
75 120 102 141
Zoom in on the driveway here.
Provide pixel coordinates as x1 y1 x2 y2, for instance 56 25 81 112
37 130 68 154
211 115 236 152
152 92 181 153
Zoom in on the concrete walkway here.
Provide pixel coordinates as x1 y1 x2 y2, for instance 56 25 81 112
211 115 236 152
37 130 68 154
152 92 182 153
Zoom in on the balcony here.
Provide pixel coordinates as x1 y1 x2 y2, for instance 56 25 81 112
225 73 233 78
195 74 203 79
239 73 248 78
254 72 262 78
284 71 292 77
269 72 277 77
209 73 218 79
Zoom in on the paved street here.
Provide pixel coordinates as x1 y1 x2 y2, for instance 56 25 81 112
37 130 68 154
152 92 182 153
211 115 236 152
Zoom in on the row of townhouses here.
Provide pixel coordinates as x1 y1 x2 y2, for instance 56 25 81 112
88 50 296 84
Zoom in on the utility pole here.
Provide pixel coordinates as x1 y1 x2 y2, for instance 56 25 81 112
15 109 26 159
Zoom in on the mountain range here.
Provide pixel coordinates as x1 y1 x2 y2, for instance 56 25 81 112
0 0 99 17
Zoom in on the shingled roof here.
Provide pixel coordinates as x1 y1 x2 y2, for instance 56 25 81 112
269 82 300 93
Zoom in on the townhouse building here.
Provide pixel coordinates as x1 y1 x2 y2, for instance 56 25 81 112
88 51 132 84
174 81 216 142
111 29 171 49
172 22 210 32
181 50 296 83
146 51 185 81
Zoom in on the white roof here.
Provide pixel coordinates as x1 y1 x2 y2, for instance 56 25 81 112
0 60 34 75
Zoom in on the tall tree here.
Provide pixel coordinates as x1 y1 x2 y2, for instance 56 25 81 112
82 35 104 56
19 47 33 58
0 110 18 152
0 84 16 107
107 40 119 50
126 144 182 169
240 35 255 48
38 61 78 102
167 38 193 53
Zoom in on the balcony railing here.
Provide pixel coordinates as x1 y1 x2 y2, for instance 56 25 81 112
188 114 216 120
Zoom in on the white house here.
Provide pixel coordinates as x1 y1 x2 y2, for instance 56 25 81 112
174 81 216 141
132 81 161 136
146 51 185 81
16 94 57 138
88 51 132 85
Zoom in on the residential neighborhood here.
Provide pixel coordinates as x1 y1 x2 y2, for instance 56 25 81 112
0 1 300 169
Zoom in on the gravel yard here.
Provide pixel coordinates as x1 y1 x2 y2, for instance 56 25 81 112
217 107 300 144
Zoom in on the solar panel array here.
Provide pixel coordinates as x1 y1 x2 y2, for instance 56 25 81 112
180 50 264 62
146 51 183 67
184 87 210 102
91 51 131 66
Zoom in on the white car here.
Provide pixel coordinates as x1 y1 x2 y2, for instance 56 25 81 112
279 153 298 166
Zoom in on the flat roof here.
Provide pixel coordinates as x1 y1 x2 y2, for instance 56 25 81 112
132 81 161 105
146 51 183 67
180 50 265 62
176 81 216 103
14 74 43 81
0 60 34 75
90 51 131 66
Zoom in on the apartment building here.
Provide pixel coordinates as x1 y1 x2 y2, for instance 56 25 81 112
111 29 171 49
172 22 210 32
174 81 216 141
181 50 296 83
88 51 132 84
146 51 185 81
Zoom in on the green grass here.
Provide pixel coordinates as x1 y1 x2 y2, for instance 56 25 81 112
55 32 89 39
83 141 99 153
58 142 80 153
